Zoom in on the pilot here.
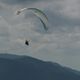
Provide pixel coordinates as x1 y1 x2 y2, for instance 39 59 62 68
25 40 29 46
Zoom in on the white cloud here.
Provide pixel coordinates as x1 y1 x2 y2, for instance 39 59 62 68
48 0 80 19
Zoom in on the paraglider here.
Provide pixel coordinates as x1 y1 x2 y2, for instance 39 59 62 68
15 8 48 30
15 8 49 46
25 40 29 46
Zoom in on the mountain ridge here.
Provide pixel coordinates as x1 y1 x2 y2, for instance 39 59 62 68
0 53 80 80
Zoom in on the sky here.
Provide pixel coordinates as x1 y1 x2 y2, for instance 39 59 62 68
0 0 80 70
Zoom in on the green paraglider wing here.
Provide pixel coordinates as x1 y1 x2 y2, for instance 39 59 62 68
16 8 48 30
38 17 48 30
27 8 48 30
27 8 48 21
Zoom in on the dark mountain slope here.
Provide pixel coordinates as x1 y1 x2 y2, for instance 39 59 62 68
0 53 80 80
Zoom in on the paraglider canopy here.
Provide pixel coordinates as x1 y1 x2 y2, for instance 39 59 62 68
15 7 48 31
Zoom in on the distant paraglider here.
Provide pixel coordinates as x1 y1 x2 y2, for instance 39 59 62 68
15 8 48 30
25 40 29 46
15 8 49 46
